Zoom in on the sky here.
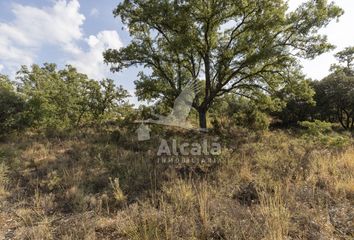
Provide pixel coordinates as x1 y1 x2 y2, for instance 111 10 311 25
0 0 354 105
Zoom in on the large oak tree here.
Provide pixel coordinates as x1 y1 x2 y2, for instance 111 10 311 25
104 0 342 128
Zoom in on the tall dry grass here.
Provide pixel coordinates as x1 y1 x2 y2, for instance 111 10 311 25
0 129 352 239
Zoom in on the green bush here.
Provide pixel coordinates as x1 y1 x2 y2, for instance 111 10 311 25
210 95 271 131
16 64 131 132
299 120 332 136
0 75 27 134
233 107 270 131
299 120 351 149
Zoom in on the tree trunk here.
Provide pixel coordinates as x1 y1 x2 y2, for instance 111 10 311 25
338 110 347 130
198 108 207 129
345 111 350 129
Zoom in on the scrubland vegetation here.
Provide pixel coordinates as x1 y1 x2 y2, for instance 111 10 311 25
1 0 354 239
0 126 353 239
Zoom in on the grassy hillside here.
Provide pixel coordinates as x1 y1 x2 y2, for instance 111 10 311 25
0 128 353 239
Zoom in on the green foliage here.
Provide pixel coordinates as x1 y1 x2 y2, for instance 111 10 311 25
230 100 270 131
331 46 354 73
17 64 131 132
104 0 342 128
0 75 27 134
299 120 351 149
299 120 332 136
314 72 354 130
211 95 270 131
277 47 354 130
235 109 270 131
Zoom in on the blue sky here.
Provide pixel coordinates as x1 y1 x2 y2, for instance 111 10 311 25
1 0 354 105
0 0 140 102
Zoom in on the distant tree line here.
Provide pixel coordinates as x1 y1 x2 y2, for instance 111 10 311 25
3 0 351 134
0 64 131 135
277 47 354 131
2 46 354 135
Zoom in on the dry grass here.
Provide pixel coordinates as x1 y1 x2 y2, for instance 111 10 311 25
0 162 9 197
0 129 353 239
109 177 127 207
258 186 290 240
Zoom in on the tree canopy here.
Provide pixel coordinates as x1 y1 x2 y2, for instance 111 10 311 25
0 75 27 133
315 47 354 130
277 46 354 130
104 0 342 128
0 64 131 135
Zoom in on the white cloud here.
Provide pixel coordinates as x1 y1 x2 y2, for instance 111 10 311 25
0 64 4 72
0 0 85 75
68 31 123 80
0 0 123 80
11 1 84 49
90 8 99 17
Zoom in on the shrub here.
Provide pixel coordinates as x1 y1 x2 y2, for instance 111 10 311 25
299 120 351 149
0 75 27 134
210 95 271 131
17 64 131 132
299 120 333 136
233 108 270 131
